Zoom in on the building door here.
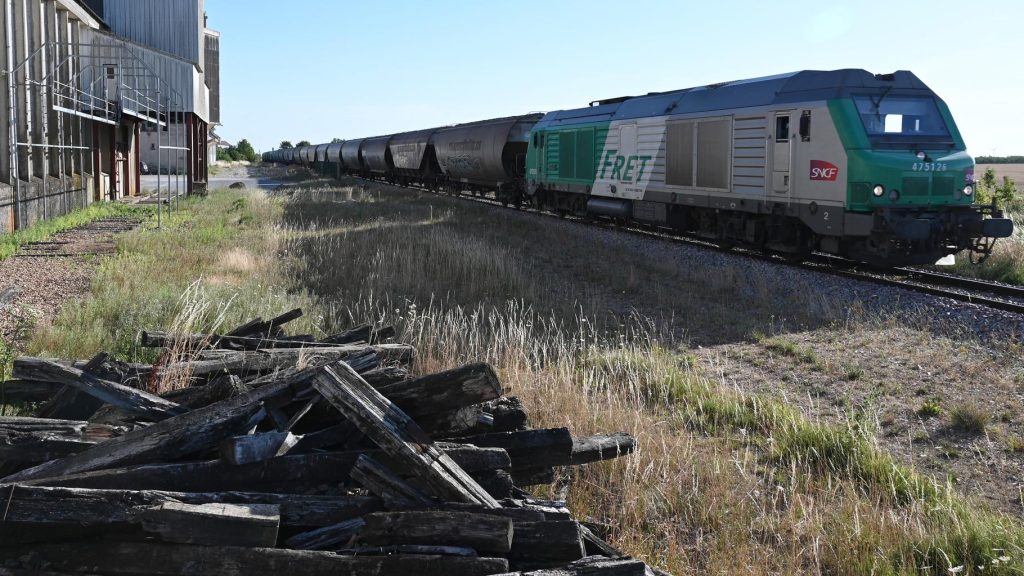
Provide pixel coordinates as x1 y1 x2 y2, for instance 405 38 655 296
772 111 793 198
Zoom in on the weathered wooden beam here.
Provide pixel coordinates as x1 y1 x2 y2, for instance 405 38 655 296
461 428 574 469
35 385 104 421
21 451 360 494
508 521 586 570
432 443 511 473
163 344 413 377
341 544 478 556
137 501 280 547
284 517 365 551
468 469 514 500
225 308 304 339
493 556 647 575
0 485 380 529
142 331 334 351
12 358 185 421
0 378 293 483
0 380 63 403
350 454 434 509
160 374 246 409
357 510 514 555
482 396 529 433
0 437 96 466
311 361 499 508
322 325 395 345
569 433 636 465
377 362 502 417
219 431 300 465
0 542 510 576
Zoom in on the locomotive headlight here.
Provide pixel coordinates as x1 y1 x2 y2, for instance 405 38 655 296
873 185 885 197
963 185 973 196
889 189 901 202
916 151 927 160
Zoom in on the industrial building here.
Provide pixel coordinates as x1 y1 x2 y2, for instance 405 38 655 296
0 0 220 232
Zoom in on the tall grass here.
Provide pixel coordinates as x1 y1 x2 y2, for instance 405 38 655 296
22 180 1024 574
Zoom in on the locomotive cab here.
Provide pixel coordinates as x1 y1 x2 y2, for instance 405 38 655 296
830 85 1013 265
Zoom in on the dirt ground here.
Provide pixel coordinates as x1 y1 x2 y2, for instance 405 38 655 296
697 326 1024 516
0 218 138 352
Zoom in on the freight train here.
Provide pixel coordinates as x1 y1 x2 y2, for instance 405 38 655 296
265 69 1013 267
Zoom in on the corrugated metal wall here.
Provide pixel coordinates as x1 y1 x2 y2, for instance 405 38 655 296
100 0 204 68
204 31 219 124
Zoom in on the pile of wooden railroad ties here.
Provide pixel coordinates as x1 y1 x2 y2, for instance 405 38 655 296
0 308 663 575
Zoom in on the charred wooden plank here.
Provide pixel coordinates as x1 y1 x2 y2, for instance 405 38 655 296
433 443 511 473
137 501 280 547
142 331 333 351
19 451 360 494
284 517 364 551
0 380 63 403
0 437 95 467
341 544 477 556
481 396 529 433
569 433 636 466
460 428 574 470
0 541 510 576
12 358 185 421
357 510 514 554
0 378 293 483
160 374 246 409
0 485 380 529
468 469 514 500
167 344 413 377
350 454 433 508
508 521 586 570
35 386 104 421
323 325 395 345
377 362 502 417
311 361 498 507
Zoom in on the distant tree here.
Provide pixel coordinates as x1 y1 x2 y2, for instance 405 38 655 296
279 140 293 149
296 140 312 148
331 137 344 143
235 139 258 162
216 147 231 162
975 155 1024 164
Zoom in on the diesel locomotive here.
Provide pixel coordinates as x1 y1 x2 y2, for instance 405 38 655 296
265 69 1013 267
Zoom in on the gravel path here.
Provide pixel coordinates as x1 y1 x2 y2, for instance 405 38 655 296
0 218 139 351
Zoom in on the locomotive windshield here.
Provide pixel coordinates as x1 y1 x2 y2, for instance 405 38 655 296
853 95 951 144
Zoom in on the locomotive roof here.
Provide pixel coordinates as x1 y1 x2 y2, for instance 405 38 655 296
536 69 938 128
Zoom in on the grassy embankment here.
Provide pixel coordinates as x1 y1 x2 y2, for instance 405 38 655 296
7 178 1024 574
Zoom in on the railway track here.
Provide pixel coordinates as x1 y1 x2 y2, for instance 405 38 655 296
342 174 1024 316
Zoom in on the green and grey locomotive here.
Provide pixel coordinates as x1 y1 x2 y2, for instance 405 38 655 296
268 69 1012 267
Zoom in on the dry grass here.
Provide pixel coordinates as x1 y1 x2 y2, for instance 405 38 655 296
17 177 1024 574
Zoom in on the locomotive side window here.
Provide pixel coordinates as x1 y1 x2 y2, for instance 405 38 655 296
799 111 811 142
775 116 790 143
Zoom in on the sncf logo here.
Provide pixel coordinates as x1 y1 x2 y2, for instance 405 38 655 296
810 160 839 181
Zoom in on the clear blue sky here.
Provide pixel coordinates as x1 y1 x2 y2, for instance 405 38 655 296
207 0 1023 156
